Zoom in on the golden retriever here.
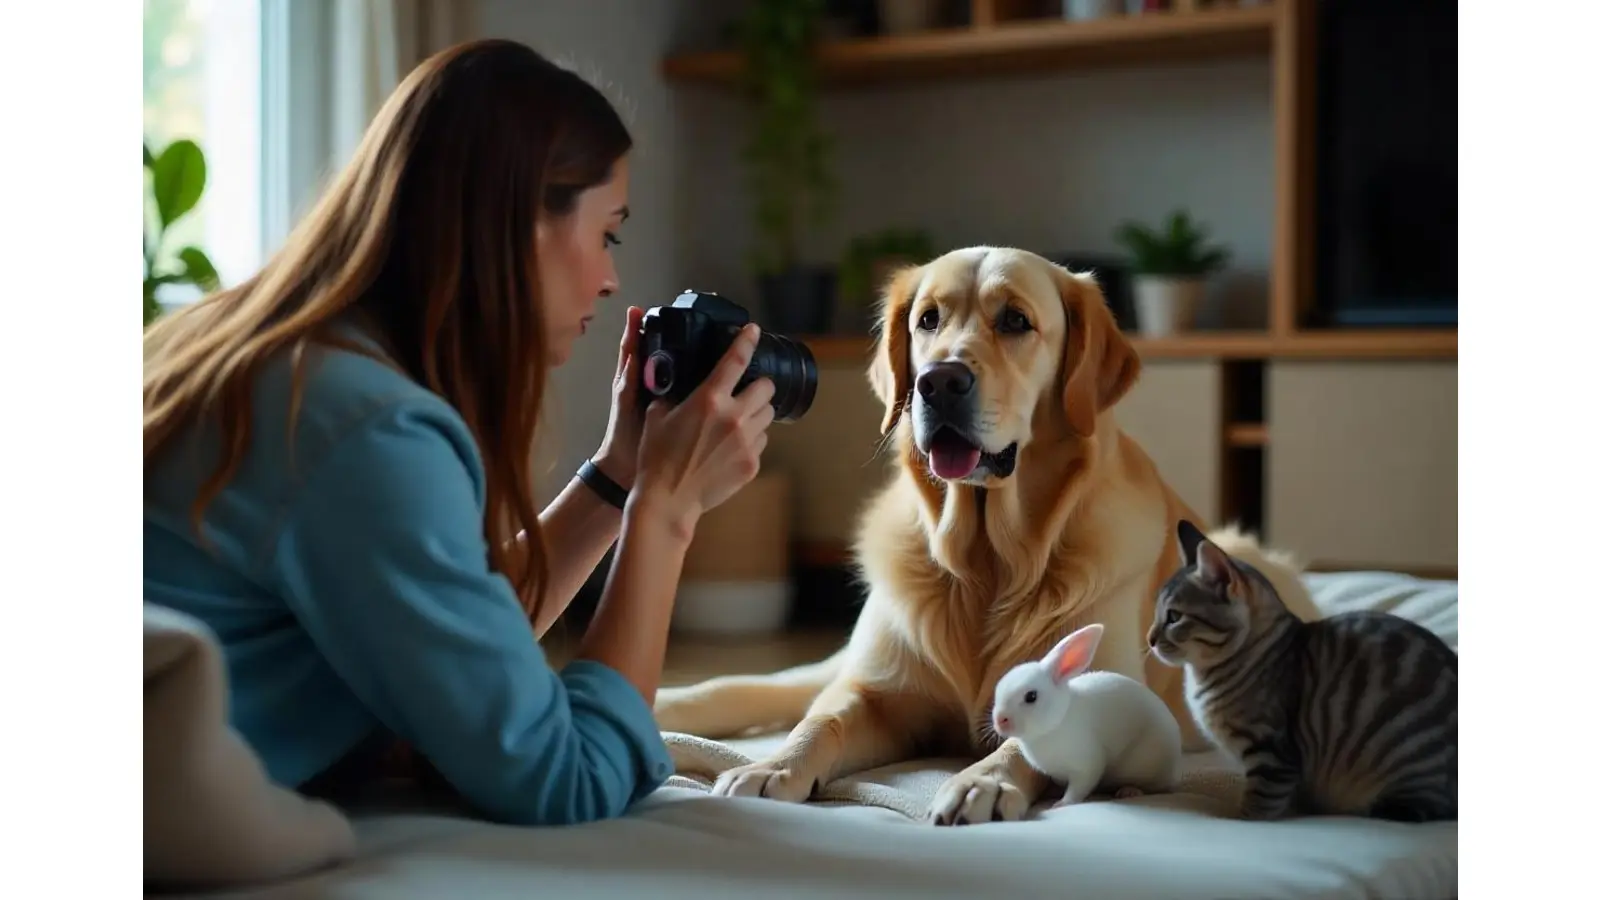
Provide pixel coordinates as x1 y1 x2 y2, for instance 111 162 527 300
653 247 1318 825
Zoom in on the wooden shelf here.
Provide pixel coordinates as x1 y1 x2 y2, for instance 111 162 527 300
792 543 1456 584
1264 329 1459 359
662 5 1279 89
797 329 1457 365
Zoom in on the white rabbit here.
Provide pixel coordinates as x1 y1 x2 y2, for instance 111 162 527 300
991 623 1183 807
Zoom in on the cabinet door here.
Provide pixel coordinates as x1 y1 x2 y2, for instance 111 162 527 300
1267 361 1457 571
1115 360 1221 526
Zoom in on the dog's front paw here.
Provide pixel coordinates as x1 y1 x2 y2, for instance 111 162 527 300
710 760 820 802
929 771 1029 826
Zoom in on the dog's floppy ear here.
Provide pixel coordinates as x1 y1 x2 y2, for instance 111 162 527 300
1055 267 1140 438
868 263 922 435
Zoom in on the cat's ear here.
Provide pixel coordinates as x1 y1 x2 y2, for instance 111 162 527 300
1176 519 1206 568
1195 539 1237 590
1043 623 1105 684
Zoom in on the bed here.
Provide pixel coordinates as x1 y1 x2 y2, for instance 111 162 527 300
145 570 1459 900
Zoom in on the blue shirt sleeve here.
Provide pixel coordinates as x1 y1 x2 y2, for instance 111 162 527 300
266 399 675 826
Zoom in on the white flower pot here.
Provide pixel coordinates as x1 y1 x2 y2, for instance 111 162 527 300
1131 276 1205 337
1065 0 1121 21
877 0 939 34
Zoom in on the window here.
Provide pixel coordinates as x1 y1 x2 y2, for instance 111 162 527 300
144 0 262 301
144 0 387 308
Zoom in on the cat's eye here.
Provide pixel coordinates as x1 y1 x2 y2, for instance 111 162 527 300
1023 690 1038 704
1166 610 1182 625
917 308 939 331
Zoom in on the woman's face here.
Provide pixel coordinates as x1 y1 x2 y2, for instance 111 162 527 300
536 153 631 366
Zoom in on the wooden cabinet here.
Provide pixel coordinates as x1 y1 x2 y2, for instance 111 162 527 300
1265 361 1457 570
1114 360 1223 526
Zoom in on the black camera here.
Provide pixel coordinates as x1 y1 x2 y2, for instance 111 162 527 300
637 290 818 423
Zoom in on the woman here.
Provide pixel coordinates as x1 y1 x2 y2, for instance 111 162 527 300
142 39 776 826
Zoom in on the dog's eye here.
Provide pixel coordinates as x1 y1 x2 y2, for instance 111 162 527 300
917 308 939 331
1024 690 1038 704
997 306 1032 334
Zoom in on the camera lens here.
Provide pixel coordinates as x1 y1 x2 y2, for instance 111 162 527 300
749 332 818 422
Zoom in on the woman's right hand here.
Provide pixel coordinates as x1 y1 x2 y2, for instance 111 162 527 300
629 323 776 539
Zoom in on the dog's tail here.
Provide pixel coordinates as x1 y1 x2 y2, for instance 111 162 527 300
1205 523 1323 622
653 648 844 739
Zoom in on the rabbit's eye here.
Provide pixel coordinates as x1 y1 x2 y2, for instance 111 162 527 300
1024 690 1038 704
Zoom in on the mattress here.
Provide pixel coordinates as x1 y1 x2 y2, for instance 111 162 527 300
152 571 1459 900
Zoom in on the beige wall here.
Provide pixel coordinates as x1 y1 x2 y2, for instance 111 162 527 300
678 57 1277 333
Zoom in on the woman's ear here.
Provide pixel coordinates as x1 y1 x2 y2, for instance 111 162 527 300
868 264 922 436
1055 267 1140 438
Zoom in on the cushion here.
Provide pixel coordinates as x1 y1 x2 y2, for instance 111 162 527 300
1304 570 1458 650
144 603 355 890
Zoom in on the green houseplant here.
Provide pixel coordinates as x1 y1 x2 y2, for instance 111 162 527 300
144 137 220 326
838 227 936 333
735 0 838 334
1112 208 1230 337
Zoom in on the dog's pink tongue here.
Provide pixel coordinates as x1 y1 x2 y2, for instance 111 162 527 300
930 445 981 480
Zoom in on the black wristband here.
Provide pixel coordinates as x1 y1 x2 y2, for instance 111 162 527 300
576 459 629 510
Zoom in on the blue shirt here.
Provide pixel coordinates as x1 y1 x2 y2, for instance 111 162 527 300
143 326 675 826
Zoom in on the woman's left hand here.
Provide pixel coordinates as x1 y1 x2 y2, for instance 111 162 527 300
592 305 645 488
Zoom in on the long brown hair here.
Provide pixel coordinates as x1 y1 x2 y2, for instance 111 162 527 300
143 39 632 623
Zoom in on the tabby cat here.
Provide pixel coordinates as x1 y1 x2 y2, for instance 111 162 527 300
1147 520 1458 823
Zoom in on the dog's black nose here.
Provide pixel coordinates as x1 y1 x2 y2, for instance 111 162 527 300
916 361 975 400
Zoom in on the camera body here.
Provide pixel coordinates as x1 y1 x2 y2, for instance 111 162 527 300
637 290 818 423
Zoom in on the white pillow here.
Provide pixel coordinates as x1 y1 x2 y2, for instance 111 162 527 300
144 603 356 890
1304 570 1459 651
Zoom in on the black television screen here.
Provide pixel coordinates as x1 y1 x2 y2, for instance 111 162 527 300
1311 0 1458 328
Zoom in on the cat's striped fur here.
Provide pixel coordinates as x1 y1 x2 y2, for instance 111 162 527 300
1147 520 1458 823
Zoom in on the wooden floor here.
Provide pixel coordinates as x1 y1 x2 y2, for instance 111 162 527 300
542 626 849 687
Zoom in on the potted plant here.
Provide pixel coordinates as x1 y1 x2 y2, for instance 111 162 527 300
736 0 838 335
1112 209 1230 337
144 137 221 326
837 227 936 333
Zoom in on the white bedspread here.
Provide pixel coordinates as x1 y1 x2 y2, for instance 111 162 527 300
150 571 1459 900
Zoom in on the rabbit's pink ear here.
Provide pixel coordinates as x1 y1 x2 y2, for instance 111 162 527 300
1043 624 1105 684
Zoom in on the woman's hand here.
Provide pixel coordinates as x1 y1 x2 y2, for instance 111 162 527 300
575 323 775 704
591 306 646 488
628 323 775 540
